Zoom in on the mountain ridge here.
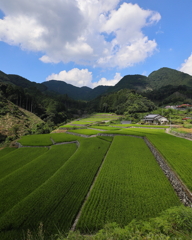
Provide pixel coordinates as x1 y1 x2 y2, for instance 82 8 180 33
1 67 192 101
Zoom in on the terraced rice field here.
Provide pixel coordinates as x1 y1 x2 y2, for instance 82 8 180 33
67 129 103 135
0 125 192 239
18 133 53 146
0 137 110 239
0 148 16 159
76 136 180 232
68 113 120 125
110 123 169 128
146 132 192 192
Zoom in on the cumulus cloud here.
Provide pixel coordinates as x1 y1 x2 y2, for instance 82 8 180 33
46 69 122 88
46 68 93 87
92 73 122 88
179 54 192 76
0 0 161 68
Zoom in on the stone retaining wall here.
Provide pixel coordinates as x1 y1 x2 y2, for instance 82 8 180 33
144 137 192 207
66 131 90 138
171 129 192 140
97 133 143 139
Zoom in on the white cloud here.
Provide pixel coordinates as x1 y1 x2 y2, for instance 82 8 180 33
92 72 122 87
179 54 192 76
46 68 93 87
46 69 122 88
0 0 161 68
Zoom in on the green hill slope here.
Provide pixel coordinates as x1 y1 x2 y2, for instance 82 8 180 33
0 94 43 142
108 74 150 93
148 67 192 89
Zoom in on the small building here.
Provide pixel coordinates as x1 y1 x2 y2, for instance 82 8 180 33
143 114 169 125
121 121 132 124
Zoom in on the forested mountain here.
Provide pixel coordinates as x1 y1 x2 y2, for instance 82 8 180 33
142 85 192 106
0 81 86 131
1 68 192 102
88 89 156 114
107 75 150 93
42 80 91 100
1 67 192 123
148 67 192 89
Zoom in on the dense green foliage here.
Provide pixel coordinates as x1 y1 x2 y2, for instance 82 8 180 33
143 85 192 105
77 136 180 232
0 138 110 239
0 93 44 140
108 74 149 93
0 75 86 127
42 80 110 100
59 206 192 240
89 89 156 114
148 67 192 89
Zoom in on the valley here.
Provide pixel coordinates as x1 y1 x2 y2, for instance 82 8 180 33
0 113 192 239
1 68 192 239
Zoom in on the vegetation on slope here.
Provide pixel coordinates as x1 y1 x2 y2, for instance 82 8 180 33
107 74 150 93
0 93 44 142
88 89 156 114
62 206 192 240
148 67 192 89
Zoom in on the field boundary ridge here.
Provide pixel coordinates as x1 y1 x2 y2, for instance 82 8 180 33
70 138 113 231
144 137 192 207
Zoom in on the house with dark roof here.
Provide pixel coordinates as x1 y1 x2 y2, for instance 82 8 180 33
143 114 169 125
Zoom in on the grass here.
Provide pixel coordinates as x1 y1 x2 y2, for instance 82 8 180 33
172 127 192 134
0 147 17 159
102 128 165 136
89 125 121 130
0 144 77 219
67 129 103 135
77 136 180 233
18 134 53 146
70 113 120 125
59 125 87 129
146 132 192 192
96 136 113 142
110 123 169 128
0 138 110 239
0 147 48 180
50 133 82 143
99 127 192 193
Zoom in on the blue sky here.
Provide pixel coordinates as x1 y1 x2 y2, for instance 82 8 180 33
0 0 192 88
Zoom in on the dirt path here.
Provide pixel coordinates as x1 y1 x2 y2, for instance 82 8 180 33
166 128 192 141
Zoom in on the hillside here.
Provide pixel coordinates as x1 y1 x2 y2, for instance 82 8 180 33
42 80 92 100
148 67 192 89
1 68 192 104
108 74 150 93
0 94 43 142
88 88 156 114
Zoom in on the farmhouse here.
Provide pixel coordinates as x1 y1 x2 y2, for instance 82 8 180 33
143 114 169 125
